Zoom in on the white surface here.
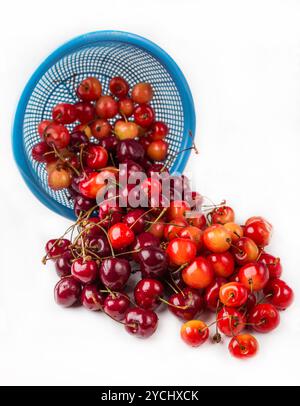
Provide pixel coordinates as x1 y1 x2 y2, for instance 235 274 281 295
1 0 300 386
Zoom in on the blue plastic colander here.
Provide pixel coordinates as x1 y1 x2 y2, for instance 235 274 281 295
12 31 196 220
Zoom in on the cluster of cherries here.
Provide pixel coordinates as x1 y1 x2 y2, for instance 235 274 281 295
31 75 169 194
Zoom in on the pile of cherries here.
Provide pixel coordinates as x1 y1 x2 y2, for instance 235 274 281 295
37 76 294 360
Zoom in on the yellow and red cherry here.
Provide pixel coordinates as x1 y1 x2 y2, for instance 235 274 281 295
118 97 134 117
182 256 214 289
147 140 168 161
166 238 197 266
131 82 153 104
180 320 209 347
178 226 203 251
91 119 112 139
238 262 269 291
163 217 188 241
224 222 244 242
207 251 235 278
114 120 139 140
211 206 235 225
167 200 190 221
219 282 248 307
231 236 259 265
203 224 231 253
228 334 258 358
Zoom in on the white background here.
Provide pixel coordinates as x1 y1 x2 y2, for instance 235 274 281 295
1 0 300 386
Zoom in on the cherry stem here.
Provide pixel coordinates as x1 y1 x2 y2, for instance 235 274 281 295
171 263 188 275
51 145 80 176
146 207 168 231
129 207 155 229
159 297 188 310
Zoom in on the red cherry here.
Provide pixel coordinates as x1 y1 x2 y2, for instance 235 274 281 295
147 140 168 161
103 292 130 321
231 237 259 266
180 320 209 347
211 206 235 225
207 252 235 278
228 334 258 359
109 76 129 98
217 307 246 336
148 220 165 240
259 253 282 279
219 282 248 307
52 103 77 124
95 95 118 119
203 224 231 253
38 120 52 138
244 216 273 247
166 238 197 266
85 145 108 169
108 223 135 250
54 276 81 307
263 279 294 310
123 208 150 234
71 258 98 284
81 284 106 311
76 77 102 101
149 121 169 141
45 238 70 259
131 82 153 104
238 262 269 291
79 170 116 199
224 222 244 242
168 287 204 320
118 97 134 117
182 256 214 289
90 119 112 139
43 123 70 149
163 217 188 241
188 213 207 230
248 303 280 333
204 277 227 312
74 101 95 124
99 258 131 291
134 104 155 128
125 307 158 338
167 200 190 221
134 278 164 310
178 226 203 250
31 141 55 163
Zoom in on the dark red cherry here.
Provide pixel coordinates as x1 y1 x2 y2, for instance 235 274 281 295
131 232 160 261
133 104 155 128
54 276 81 307
204 277 227 312
76 77 102 101
134 278 164 310
125 307 158 338
74 101 95 124
103 292 131 321
123 209 150 234
74 195 95 217
52 103 77 124
149 121 169 141
31 141 55 163
45 238 70 259
55 250 72 277
168 287 204 320
71 258 98 284
116 139 145 163
119 159 145 181
81 284 106 311
137 246 168 278
109 76 129 98
68 131 89 152
101 135 118 152
87 235 111 257
98 200 123 229
99 258 131 291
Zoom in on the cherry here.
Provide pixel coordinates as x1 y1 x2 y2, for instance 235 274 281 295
74 195 95 216
73 123 92 138
38 119 52 138
96 95 118 119
137 246 168 278
139 136 152 152
238 262 269 291
109 76 129 98
203 224 231 253
217 307 246 336
231 237 259 266
263 279 294 310
134 278 164 310
259 253 282 279
243 292 257 312
148 220 165 240
119 159 145 181
91 119 112 139
211 206 235 225
81 217 105 239
43 123 70 149
169 287 204 320
108 223 135 250
219 282 248 307
125 307 159 339
45 238 70 259
149 121 169 141
118 97 134 117
99 257 131 291
131 232 160 261
55 250 72 277
31 141 55 163
71 257 98 284
167 200 190 221
98 200 123 229
178 226 203 250
101 135 118 152
131 82 153 104
79 170 115 199
134 104 155 128
204 277 227 312
81 284 106 311
54 276 81 307
228 334 258 359
68 131 89 152
188 213 207 230
248 303 280 333
180 320 209 347
76 77 102 101
146 163 169 177
163 218 188 241
52 103 77 124
123 209 150 233
182 256 214 289
207 252 235 278
85 145 108 169
147 140 168 161
166 238 197 266
244 216 273 247
87 235 111 257
116 139 145 162
140 177 161 201
104 292 131 321
114 120 139 141
74 101 95 124
224 222 244 242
